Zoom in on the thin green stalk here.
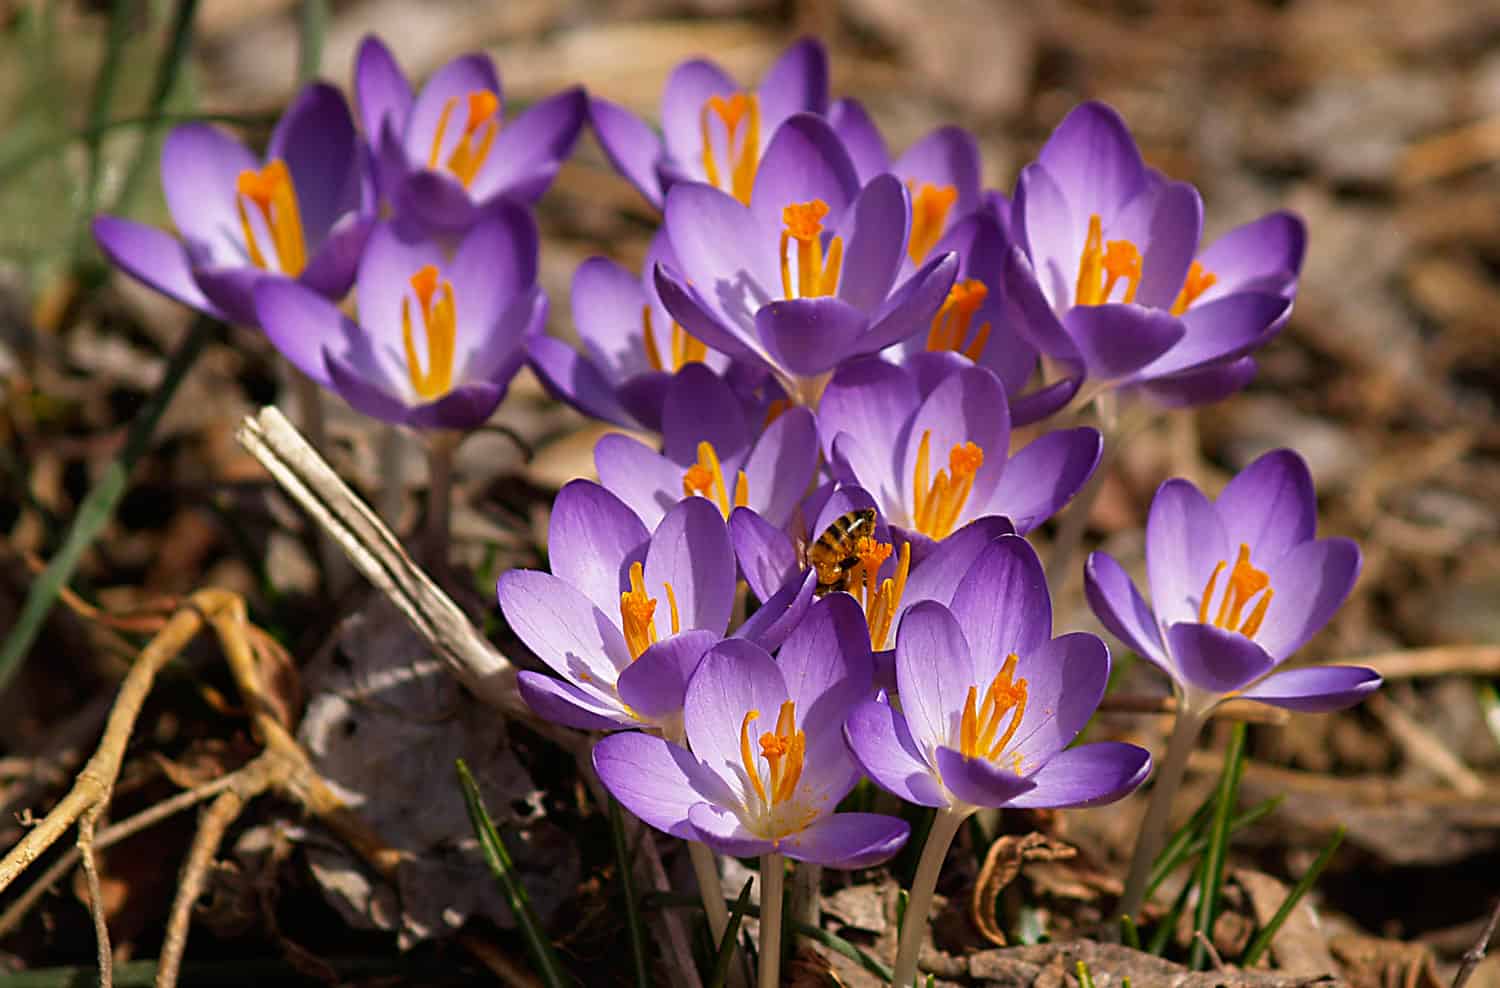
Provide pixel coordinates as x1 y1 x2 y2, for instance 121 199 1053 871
891 808 965 988
111 0 201 216
1119 913 1141 951
609 799 651 988
423 431 460 564
1189 724 1247 970
1149 796 1284 897
1240 826 1345 967
1076 960 1096 988
76 0 135 258
455 759 569 988
1117 705 1208 922
0 316 215 693
758 855 785 988
0 112 270 183
1147 856 1203 956
707 880 754 988
296 0 328 82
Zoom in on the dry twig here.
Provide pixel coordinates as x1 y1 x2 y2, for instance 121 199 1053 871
1452 899 1500 988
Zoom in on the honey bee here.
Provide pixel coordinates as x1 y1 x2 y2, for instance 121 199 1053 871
807 509 877 596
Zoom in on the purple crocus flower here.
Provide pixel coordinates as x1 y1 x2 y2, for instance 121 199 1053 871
354 35 585 233
497 482 736 734
1085 448 1379 712
654 114 958 404
1005 102 1298 403
593 363 819 530
594 594 909 866
93 82 371 327
819 359 1100 553
846 534 1151 814
588 38 828 210
527 230 731 430
252 205 543 430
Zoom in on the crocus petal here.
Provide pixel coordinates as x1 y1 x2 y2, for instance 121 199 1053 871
473 87 586 204
1009 376 1082 428
1036 102 1147 225
778 812 910 868
447 204 539 340
1084 552 1168 667
1197 210 1306 301
353 221 446 371
270 82 361 243
748 114 858 232
253 278 356 386
934 746 1037 809
1062 304 1185 380
595 732 711 840
827 98 890 181
1139 357 1258 408
898 516 1015 616
894 601 975 755
659 58 737 171
353 35 412 142
527 334 636 427
588 97 666 207
949 535 1052 671
547 480 649 618
593 433 688 530
757 38 830 127
1166 622 1277 695
984 427 1101 534
1146 478 1231 628
1235 665 1381 712
405 53 501 168
683 640 788 810
1138 293 1288 377
1008 632 1111 767
777 593 875 765
571 255 650 380
1215 448 1316 562
298 214 372 301
192 265 266 329
645 497 736 638
835 174 909 313
844 699 946 807
860 251 959 353
92 217 223 319
324 351 412 424
518 671 634 731
1002 243 1080 364
733 568 817 653
1256 537 1361 660
616 630 719 722
742 406 819 528
756 297 868 377
160 124 258 262
497 570 632 684
1120 179 1202 311
894 126 982 218
729 506 800 603
687 803 775 859
1013 164 1081 313
662 363 750 466
661 183 778 330
1006 742 1151 809
653 263 767 365
818 357 920 463
395 169 479 233
403 381 505 430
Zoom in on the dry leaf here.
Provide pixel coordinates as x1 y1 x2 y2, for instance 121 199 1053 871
969 832 1077 947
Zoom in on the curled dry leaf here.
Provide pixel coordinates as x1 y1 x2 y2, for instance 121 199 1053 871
969 832 1077 947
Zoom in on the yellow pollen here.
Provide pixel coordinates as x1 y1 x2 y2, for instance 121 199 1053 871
741 700 805 809
234 159 307 277
700 92 760 205
681 441 748 520
907 181 958 265
619 560 679 660
1074 213 1143 307
779 199 844 300
641 304 708 372
1170 260 1218 316
428 89 501 188
400 264 458 401
925 279 991 359
911 430 985 540
1197 543 1273 638
958 653 1029 762
845 537 910 651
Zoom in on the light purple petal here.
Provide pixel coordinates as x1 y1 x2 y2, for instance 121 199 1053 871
447 203 539 349
894 601 975 755
497 569 631 685
729 506 801 603
734 568 817 653
160 124 258 262
687 803 775 859
616 629 719 722
1235 665 1381 712
353 36 412 140
1084 552 1168 668
92 216 222 319
949 534 1052 673
1197 211 1306 301
748 114 859 231
595 731 710 839
742 406 819 528
592 433 686 530
645 496 736 637
898 364 1012 528
756 297 868 377
659 58 737 172
819 357 920 463
298 213 372 301
827 98 889 182
1146 478 1230 628
894 126 982 217
1139 293 1288 377
1036 102 1147 224
757 38 830 127
405 53 501 169
570 255 651 379
1255 537 1361 660
270 82 361 244
1009 375 1083 428
253 277 355 387
1118 180 1202 311
1003 242 1080 363
1013 164 1081 312
526 334 636 427
1006 742 1151 809
899 516 1016 616
776 593 875 757
860 251 959 353
934 746 1037 809
402 380 505 430
661 183 778 330
684 640 788 809
473 87 586 204
547 479 649 618
984 427 1101 534
661 363 750 466
1008 632 1111 768
1062 304 1186 380
835 174 909 313
778 812 909 868
353 221 446 380
588 97 666 208
1215 448 1316 562
518 671 634 731
653 263 768 366
844 698 946 807
1139 356 1258 407
1166 622 1277 695
324 351 412 424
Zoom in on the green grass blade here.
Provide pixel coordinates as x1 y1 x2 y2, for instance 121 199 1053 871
0 316 216 694
1146 790 1215 895
0 112 270 185
297 0 329 83
608 799 651 988
1076 960 1096 988
1148 855 1203 956
111 0 201 217
705 879 754 988
1120 913 1141 951
1189 723 1247 970
1240 826 1345 967
1148 796 1284 896
455 759 570 988
75 0 135 257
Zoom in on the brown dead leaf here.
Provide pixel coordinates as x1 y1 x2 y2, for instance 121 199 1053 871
969 832 1077 947
1330 933 1444 988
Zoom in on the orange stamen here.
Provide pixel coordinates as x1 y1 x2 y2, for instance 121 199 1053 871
911 430 985 540
1075 213 1143 307
700 93 760 205
1170 261 1218 316
1198 543 1273 638
400 265 457 400
925 279 991 358
234 159 307 276
958 653 1029 762
908 181 958 265
779 200 843 299
846 538 910 650
681 441 746 519
428 89 501 188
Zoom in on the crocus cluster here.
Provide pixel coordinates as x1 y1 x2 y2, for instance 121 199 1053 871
95 33 1380 988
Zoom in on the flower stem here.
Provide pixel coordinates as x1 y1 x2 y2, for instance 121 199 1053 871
758 853 785 988
891 808 965 988
688 839 732 950
423 430 460 564
1117 705 1208 924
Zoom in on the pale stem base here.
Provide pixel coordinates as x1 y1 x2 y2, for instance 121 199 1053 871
688 839 732 946
1116 705 1209 923
891 808 966 988
759 854 785 988
423 431 460 564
